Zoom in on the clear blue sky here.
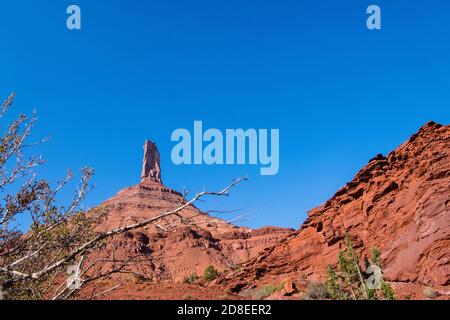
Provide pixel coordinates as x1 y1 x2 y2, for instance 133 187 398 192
1 1 449 229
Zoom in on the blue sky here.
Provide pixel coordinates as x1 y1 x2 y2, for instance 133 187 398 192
1 1 449 229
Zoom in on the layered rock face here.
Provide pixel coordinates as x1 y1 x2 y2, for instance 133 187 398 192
227 122 449 299
90 141 292 285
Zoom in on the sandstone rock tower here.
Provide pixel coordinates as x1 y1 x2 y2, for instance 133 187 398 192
140 140 162 184
88 139 293 295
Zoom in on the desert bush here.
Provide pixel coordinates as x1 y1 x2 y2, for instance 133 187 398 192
204 266 218 281
381 282 395 300
302 282 329 300
423 287 439 299
253 283 284 300
183 273 200 284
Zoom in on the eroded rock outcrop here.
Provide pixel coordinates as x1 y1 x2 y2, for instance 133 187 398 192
87 141 292 290
226 122 449 299
82 123 449 299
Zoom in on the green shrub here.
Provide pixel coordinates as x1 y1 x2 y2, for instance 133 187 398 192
371 248 381 267
325 232 396 300
326 266 348 300
381 282 395 300
204 266 218 281
183 273 199 284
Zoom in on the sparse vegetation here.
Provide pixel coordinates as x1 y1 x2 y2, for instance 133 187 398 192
302 282 329 300
183 273 200 284
0 93 103 300
325 232 395 300
423 287 439 299
327 266 347 300
253 283 284 300
381 281 396 300
203 266 218 281
371 248 381 266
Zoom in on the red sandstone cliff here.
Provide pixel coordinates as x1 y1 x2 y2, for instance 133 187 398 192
82 122 448 300
83 140 292 293
224 122 449 299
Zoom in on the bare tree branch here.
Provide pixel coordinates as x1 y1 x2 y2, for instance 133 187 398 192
1 177 246 282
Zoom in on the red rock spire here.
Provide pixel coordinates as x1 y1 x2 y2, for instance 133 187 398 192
140 140 162 184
